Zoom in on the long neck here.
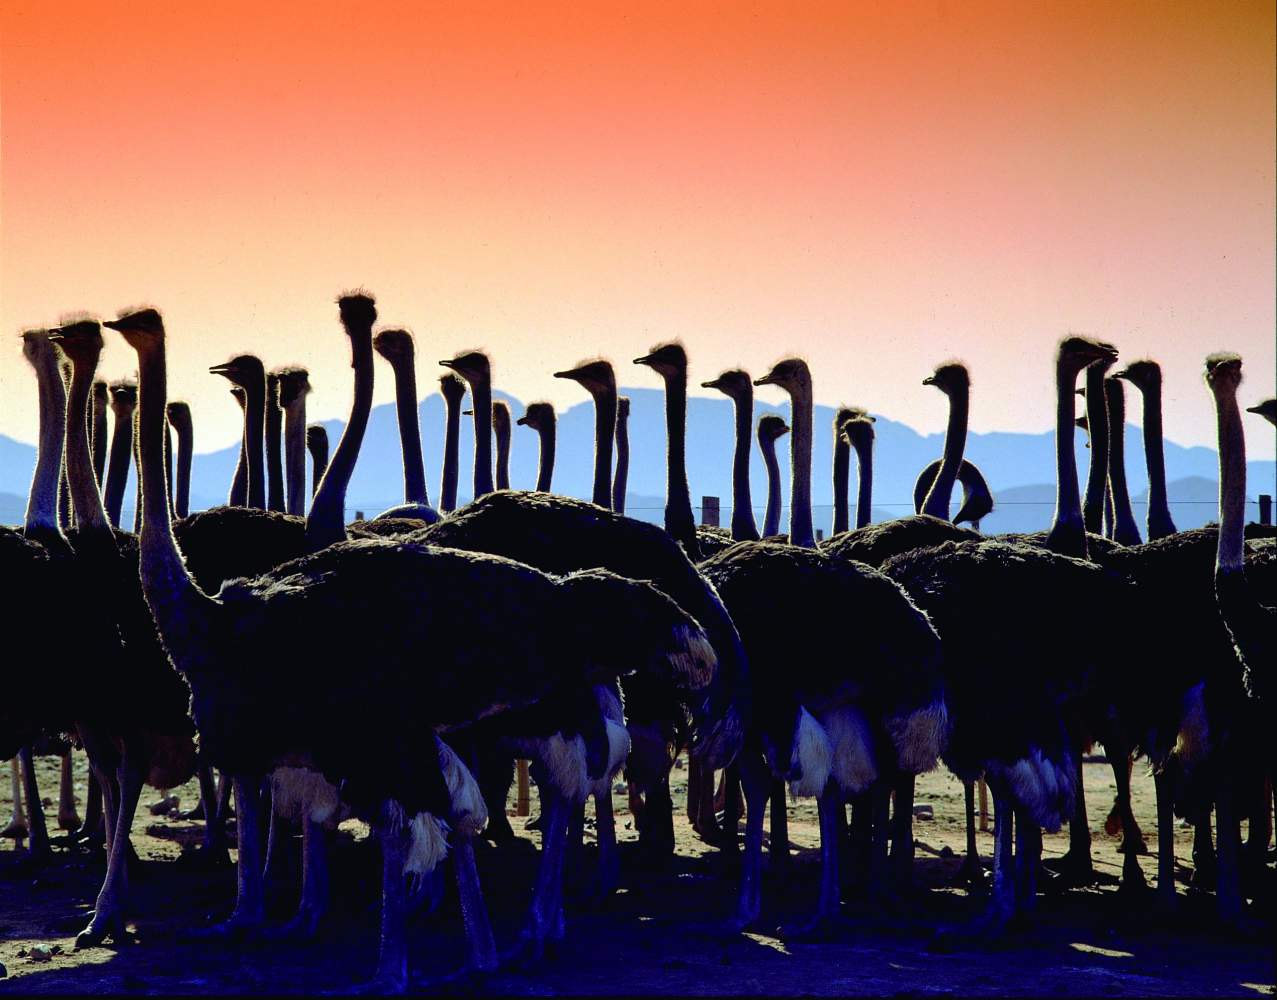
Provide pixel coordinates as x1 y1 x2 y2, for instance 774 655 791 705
494 412 511 492
611 412 626 511
538 421 557 494
91 388 107 492
25 348 67 535
1138 379 1175 538
308 432 328 498
244 376 266 510
265 389 284 512
663 371 696 543
283 399 307 516
173 421 192 519
761 434 783 537
471 378 494 499
391 357 428 505
1046 359 1086 558
1213 382 1247 573
103 406 134 527
731 392 759 540
922 385 969 519
230 399 248 506
307 330 373 552
440 392 461 511
1081 367 1110 534
590 387 616 508
1105 380 1142 545
832 428 850 536
853 437 874 530
788 382 815 548
64 353 112 535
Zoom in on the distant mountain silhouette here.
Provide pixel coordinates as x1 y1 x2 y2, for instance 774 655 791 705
2 388 1274 533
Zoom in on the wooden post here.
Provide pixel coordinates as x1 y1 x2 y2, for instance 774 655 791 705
701 496 720 527
978 775 989 832
515 759 530 817
1260 494 1272 526
354 510 364 521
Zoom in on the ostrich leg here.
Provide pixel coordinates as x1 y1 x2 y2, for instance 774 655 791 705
1153 769 1178 912
891 772 916 892
593 788 620 897
815 783 844 921
1110 741 1147 894
848 791 872 888
192 775 266 938
983 784 1015 932
57 750 81 831
1214 782 1243 924
79 773 104 847
3 758 28 839
1190 803 1217 891
1013 805 1041 916
197 764 229 860
18 748 51 861
279 815 329 938
453 833 498 973
76 754 143 948
518 785 571 958
1048 756 1093 884
372 813 410 992
769 779 789 872
868 780 891 899
719 761 742 856
732 754 769 930
959 779 982 888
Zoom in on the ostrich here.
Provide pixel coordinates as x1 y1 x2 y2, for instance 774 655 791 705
844 416 876 530
493 401 512 492
553 359 616 509
265 372 285 513
91 379 108 491
274 367 311 517
438 373 467 512
700 370 761 542
306 423 328 498
829 407 866 536
108 302 719 987
440 351 494 502
228 387 249 507
613 397 631 513
517 402 556 493
372 330 439 524
210 354 267 510
102 381 137 528
1115 360 1177 540
46 318 199 948
166 402 193 519
757 414 789 538
635 343 701 558
1104 375 1143 546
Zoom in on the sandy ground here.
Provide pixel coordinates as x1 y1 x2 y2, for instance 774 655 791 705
0 752 1272 996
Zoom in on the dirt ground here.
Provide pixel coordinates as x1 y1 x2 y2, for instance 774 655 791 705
0 753 1272 996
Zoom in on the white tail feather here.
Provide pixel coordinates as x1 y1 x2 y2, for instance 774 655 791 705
817 705 877 795
788 707 833 799
887 699 948 775
270 766 344 826
437 738 488 837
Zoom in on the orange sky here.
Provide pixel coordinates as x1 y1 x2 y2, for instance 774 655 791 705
2 0 1273 460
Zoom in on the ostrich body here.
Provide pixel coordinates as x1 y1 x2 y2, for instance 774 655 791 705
166 402 193 519
553 359 616 509
373 330 440 525
306 423 328 498
613 396 630 513
441 351 494 502
1104 376 1143 546
265 372 285 513
102 381 136 528
109 301 719 987
274 366 311 517
701 370 761 542
228 387 249 507
757 414 789 538
517 402 556 493
635 343 701 557
438 373 467 512
1116 360 1177 540
211 354 267 510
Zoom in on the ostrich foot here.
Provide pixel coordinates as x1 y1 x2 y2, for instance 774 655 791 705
931 907 1011 951
779 911 851 943
184 908 266 943
1188 861 1217 894
262 907 323 942
340 971 408 996
1 817 28 839
75 908 131 949
1042 850 1095 887
179 798 206 821
1117 835 1149 855
1104 800 1123 837
957 855 989 893
57 807 82 832
147 794 179 817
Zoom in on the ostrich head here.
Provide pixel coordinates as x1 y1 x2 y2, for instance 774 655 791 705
634 342 687 379
1204 353 1243 394
558 569 717 690
757 413 790 443
1113 358 1161 391
618 396 630 420
840 415 875 451
109 380 138 415
166 401 193 435
1058 336 1118 375
492 400 511 435
701 368 752 400
47 318 104 365
754 357 811 394
20 328 57 369
93 379 108 404
517 401 555 431
922 361 969 395
306 424 327 451
554 358 615 395
439 372 467 405
229 385 246 410
266 371 281 408
209 353 265 391
373 328 415 364
274 366 312 408
1247 398 1277 427
337 292 377 332
440 350 490 384
102 307 165 350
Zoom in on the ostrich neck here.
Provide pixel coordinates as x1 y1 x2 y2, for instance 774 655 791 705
64 351 112 534
265 391 284 512
172 420 193 519
440 393 461 511
229 404 248 506
495 416 511 491
282 399 306 516
589 386 616 509
308 434 328 498
1105 381 1141 544
390 357 428 505
91 390 107 489
1046 359 1086 558
470 379 494 499
1213 383 1247 573
25 348 67 535
1138 380 1175 536
1081 365 1110 535
611 413 626 511
103 405 134 527
307 331 373 552
832 432 850 536
243 376 266 510
731 393 759 540
853 438 874 530
788 382 815 548
537 423 557 494
761 434 783 537
165 424 175 519
922 386 969 519
663 372 695 536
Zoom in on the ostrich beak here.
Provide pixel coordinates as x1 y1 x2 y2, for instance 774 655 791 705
1245 403 1263 414
209 363 234 375
462 409 473 416
1076 387 1087 398
46 328 66 342
922 375 936 386
516 415 529 426
552 369 577 380
101 318 124 332
1113 368 1132 381
633 354 654 366
753 372 778 387
439 359 457 370
700 377 723 390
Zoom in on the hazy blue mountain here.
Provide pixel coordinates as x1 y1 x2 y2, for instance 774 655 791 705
2 388 1274 534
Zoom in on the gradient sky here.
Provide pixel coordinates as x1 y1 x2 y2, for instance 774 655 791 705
2 0 1273 463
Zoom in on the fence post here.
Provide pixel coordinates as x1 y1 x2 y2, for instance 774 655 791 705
701 496 720 527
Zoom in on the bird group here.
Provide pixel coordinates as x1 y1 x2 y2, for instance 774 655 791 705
2 293 1273 991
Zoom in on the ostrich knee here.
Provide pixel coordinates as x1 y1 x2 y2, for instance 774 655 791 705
18 748 51 859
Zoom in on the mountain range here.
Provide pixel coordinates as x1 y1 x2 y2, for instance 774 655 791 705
2 387 1274 533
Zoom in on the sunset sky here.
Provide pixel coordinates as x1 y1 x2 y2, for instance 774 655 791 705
2 1 1273 463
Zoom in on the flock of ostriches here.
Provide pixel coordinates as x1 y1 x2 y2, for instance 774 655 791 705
1 294 1273 991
